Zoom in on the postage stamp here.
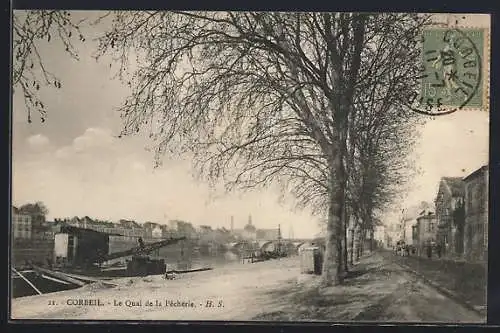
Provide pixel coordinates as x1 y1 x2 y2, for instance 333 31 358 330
409 14 490 115
420 28 484 111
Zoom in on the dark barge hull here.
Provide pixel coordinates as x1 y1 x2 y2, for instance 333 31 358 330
11 271 82 298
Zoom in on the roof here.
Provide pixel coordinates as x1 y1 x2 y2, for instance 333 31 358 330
441 177 465 197
58 225 123 237
463 165 488 182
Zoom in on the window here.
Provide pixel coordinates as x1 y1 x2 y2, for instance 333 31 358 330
467 184 473 212
477 183 486 211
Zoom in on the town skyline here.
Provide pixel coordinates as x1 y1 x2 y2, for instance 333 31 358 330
11 201 292 235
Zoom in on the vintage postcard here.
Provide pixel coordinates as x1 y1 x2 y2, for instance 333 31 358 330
10 11 490 323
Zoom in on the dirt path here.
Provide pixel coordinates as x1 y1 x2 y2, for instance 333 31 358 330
352 262 483 323
253 253 484 323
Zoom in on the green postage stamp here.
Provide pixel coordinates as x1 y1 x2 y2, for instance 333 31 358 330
418 26 489 114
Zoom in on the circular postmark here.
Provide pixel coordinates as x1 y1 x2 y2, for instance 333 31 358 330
406 26 482 116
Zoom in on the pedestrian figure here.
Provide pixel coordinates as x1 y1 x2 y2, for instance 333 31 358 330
436 243 442 258
426 245 432 259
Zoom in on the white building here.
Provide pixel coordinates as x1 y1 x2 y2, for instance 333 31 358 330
152 225 163 238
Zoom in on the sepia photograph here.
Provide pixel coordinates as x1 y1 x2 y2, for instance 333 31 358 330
10 10 490 323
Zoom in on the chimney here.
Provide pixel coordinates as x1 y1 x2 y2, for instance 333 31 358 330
230 215 234 232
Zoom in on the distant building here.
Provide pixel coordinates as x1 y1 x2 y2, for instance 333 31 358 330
160 225 173 238
412 224 418 245
198 225 213 234
232 229 244 239
152 225 163 238
399 202 433 247
241 217 257 241
118 219 142 229
463 165 488 262
12 206 32 239
399 215 416 246
435 177 465 258
373 225 386 248
384 223 400 248
169 220 179 231
169 220 197 239
18 204 46 230
143 222 159 238
414 210 437 256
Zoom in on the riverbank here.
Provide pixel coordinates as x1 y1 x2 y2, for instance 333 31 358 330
11 255 312 320
12 252 483 322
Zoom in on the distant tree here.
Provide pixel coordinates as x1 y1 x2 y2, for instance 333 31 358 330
19 201 49 216
13 10 87 122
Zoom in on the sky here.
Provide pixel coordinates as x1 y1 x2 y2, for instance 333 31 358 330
11 11 490 238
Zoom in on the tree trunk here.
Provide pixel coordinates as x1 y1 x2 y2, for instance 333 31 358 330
321 141 345 286
354 227 360 261
343 208 349 273
359 229 365 256
349 227 355 265
369 229 374 253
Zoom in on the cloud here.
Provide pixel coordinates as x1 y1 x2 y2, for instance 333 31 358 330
56 127 116 158
26 134 50 150
72 127 115 152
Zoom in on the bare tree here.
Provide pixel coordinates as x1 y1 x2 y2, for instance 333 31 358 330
12 10 87 122
95 11 427 285
345 65 424 261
